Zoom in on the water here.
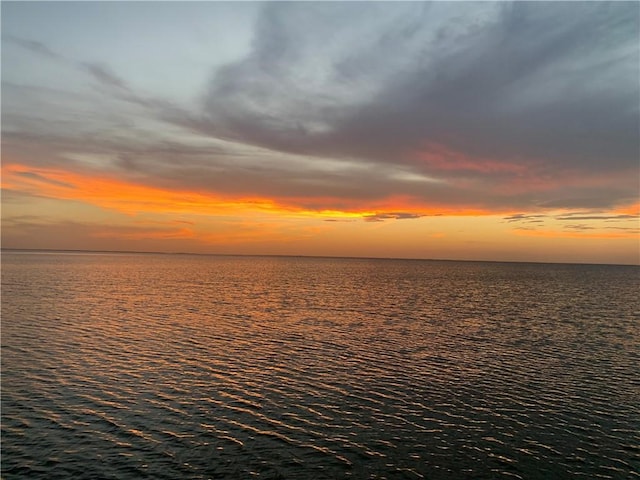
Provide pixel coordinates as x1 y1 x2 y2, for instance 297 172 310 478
2 251 639 479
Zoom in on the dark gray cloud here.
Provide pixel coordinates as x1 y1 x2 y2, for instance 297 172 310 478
364 212 425 223
506 211 639 224
504 213 546 223
203 2 638 166
564 224 596 231
502 210 639 236
197 1 639 210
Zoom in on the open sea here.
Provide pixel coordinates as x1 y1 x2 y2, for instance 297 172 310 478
1 251 639 479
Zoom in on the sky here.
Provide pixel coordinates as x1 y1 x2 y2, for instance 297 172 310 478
2 1 639 264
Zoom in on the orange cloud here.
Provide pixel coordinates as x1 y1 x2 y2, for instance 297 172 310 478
616 203 640 216
4 163 637 232
1 163 493 220
1 163 285 217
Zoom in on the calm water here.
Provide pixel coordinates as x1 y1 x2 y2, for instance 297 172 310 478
2 252 639 479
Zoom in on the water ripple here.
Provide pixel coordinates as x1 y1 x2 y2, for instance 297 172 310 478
2 253 639 479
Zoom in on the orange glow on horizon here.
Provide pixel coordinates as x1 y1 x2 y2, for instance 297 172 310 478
512 229 638 240
1 163 280 216
1 163 502 219
616 203 640 216
3 162 638 262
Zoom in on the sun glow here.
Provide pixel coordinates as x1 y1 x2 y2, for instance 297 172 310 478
2 162 638 264
1 163 492 220
1 163 281 217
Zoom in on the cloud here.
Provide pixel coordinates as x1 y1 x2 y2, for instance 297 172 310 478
504 211 640 223
564 224 597 231
197 2 638 210
207 3 638 154
4 34 153 104
555 214 639 221
504 209 640 239
503 213 547 223
363 212 425 223
81 62 130 91
4 35 60 58
2 3 638 216
0 217 199 253
13 171 75 189
512 228 639 240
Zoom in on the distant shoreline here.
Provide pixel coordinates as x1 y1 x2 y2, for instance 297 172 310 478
2 248 637 268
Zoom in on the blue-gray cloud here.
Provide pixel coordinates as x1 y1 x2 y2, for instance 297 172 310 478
198 2 639 209
4 35 59 58
205 2 638 165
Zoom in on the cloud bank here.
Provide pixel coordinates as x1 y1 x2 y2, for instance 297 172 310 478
2 1 639 216
199 2 639 210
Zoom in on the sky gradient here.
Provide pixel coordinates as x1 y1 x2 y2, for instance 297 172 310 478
2 1 639 264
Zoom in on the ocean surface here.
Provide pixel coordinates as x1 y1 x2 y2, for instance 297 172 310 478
2 251 639 479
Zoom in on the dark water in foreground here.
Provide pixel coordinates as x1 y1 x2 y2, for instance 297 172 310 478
2 252 639 479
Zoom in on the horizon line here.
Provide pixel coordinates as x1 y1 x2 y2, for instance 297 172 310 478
2 247 638 268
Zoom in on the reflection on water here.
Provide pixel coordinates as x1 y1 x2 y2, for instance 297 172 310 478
2 252 639 479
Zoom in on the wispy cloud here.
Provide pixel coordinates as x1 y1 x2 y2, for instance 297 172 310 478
81 62 130 91
503 213 547 223
13 171 75 189
4 34 165 111
364 212 425 223
555 214 639 221
4 35 60 58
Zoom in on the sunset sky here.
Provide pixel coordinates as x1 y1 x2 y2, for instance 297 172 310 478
2 1 639 264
